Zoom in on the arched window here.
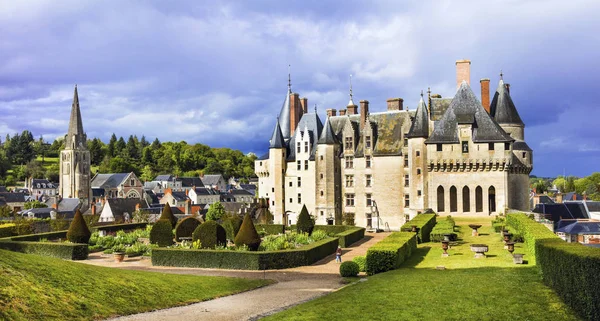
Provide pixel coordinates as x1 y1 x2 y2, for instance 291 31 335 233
476 186 483 212
450 186 457 212
437 186 445 212
488 186 496 213
463 186 470 212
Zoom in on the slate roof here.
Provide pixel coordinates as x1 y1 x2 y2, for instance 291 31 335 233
318 117 339 145
0 192 26 203
193 187 219 195
179 177 204 188
169 191 189 201
92 173 129 189
533 202 589 221
200 175 222 187
538 195 555 205
106 198 146 218
154 174 176 182
240 184 256 191
31 179 57 189
0 186 7 192
513 141 532 151
430 97 452 121
585 201 600 212
231 189 254 196
269 120 285 149
407 97 430 138
490 79 524 125
556 221 600 234
427 82 513 144
278 85 292 140
564 192 583 201
286 113 324 161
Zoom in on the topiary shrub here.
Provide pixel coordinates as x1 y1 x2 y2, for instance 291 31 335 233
174 217 201 242
234 213 261 251
159 203 178 228
222 215 243 241
150 219 174 247
352 255 367 272
67 209 91 244
296 205 315 236
192 221 226 249
339 261 360 277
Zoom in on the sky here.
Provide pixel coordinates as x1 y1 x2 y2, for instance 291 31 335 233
1 0 599 177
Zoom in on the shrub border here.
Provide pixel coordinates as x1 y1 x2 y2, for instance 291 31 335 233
366 232 417 275
401 214 436 243
314 225 365 247
255 224 285 235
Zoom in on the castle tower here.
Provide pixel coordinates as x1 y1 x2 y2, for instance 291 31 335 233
59 85 92 209
316 117 342 224
489 77 524 141
406 94 430 217
268 118 287 224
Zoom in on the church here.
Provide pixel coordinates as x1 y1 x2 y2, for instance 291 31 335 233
255 60 533 230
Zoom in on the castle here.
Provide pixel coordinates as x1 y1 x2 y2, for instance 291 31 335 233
255 60 532 230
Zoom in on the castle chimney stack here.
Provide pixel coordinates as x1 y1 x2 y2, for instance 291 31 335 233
360 100 369 130
480 78 490 113
456 59 471 89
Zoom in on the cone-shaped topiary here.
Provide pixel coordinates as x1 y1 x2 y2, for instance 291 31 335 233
296 204 315 236
67 209 91 244
159 203 178 228
234 213 261 251
150 219 174 247
192 221 226 249
174 217 201 241
222 215 243 241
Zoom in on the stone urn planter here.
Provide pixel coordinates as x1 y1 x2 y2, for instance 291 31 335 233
114 252 125 263
411 225 418 233
470 244 489 258
506 242 515 254
503 232 513 248
441 240 450 257
513 253 525 264
443 234 452 242
469 224 482 236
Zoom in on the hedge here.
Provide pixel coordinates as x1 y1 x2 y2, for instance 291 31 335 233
255 224 285 235
175 217 201 241
314 225 366 247
93 223 148 233
366 232 417 275
0 240 89 260
5 230 68 242
507 213 600 321
0 224 15 238
152 237 339 270
401 214 436 243
429 216 457 242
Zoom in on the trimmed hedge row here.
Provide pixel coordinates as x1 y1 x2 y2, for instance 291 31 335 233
507 213 600 321
430 216 456 242
93 222 148 233
506 213 556 257
401 214 436 243
152 237 339 270
5 230 68 242
255 224 285 235
0 224 15 238
366 232 417 275
313 225 365 247
0 240 89 260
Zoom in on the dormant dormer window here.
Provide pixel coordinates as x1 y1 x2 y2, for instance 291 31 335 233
462 141 469 153
297 142 301 153
366 156 371 168
345 137 353 150
304 142 309 153
437 144 442 152
366 136 371 149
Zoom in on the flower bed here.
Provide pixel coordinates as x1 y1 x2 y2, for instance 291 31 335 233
90 226 155 257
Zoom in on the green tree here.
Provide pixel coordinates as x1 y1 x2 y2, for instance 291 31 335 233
107 133 117 158
159 203 178 228
115 137 126 156
67 209 91 244
24 200 48 209
88 138 105 165
296 204 315 235
206 201 226 221
126 135 139 159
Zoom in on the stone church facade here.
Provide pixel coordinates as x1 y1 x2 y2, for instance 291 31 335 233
255 60 532 230
59 85 92 210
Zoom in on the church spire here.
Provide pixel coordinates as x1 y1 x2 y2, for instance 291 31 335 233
65 84 86 149
348 74 355 106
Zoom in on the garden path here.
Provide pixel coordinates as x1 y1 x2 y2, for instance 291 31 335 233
79 231 390 321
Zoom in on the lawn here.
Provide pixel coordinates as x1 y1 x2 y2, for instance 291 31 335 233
0 249 273 320
263 217 579 321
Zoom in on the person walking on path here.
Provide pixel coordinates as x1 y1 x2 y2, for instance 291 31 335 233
335 246 343 263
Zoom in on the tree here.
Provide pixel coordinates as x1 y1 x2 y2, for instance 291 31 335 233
67 209 91 244
24 200 48 209
107 133 117 157
206 201 226 221
234 213 261 251
88 138 104 165
115 136 126 156
0 149 11 177
296 204 315 235
126 135 139 159
159 203 178 227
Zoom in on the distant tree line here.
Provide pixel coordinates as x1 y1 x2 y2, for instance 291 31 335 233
530 173 600 201
0 130 257 186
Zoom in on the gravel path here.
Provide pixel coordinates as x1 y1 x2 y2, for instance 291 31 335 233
78 232 389 321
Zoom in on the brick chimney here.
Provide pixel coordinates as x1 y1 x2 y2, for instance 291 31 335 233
386 98 403 111
339 109 347 116
360 100 369 130
347 103 357 115
164 188 172 195
326 109 337 117
300 97 308 113
480 78 490 113
135 203 141 211
91 204 96 215
290 93 301 136
556 192 563 204
52 203 58 210
185 199 191 214
185 189 189 196
456 59 471 89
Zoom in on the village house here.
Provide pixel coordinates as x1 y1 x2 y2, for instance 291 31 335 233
91 172 144 200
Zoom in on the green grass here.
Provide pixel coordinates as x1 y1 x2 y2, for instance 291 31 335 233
0 249 273 320
263 217 579 321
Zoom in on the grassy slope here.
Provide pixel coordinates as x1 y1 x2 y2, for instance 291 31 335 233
264 217 579 321
0 249 272 320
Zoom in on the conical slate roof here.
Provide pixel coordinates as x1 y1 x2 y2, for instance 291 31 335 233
427 81 513 144
318 117 339 144
490 79 524 126
65 85 87 149
277 82 292 140
407 96 429 138
269 119 285 149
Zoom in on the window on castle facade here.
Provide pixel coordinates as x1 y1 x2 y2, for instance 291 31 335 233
366 175 372 187
289 181 292 187
320 173 324 179
505 142 511 151
289 198 293 203
437 144 442 152
416 150 420 157
522 152 526 158
462 141 469 153
366 136 371 149
417 190 422 196
404 154 408 167
304 160 308 170
345 156 354 169
366 193 372 206
404 194 410 207
345 175 354 187
366 156 371 168
320 190 324 197
320 155 323 160
417 168 421 175
297 177 301 187
405 175 409 187
304 142 309 153
345 194 355 206
488 143 494 151
298 193 301 204
345 137 353 150
297 161 301 170
297 142 301 153
404 137 408 147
